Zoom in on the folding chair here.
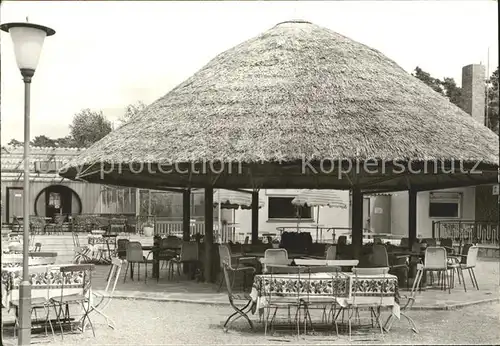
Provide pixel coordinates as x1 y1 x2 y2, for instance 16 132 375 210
217 244 256 292
347 267 389 340
85 258 125 330
262 265 308 336
221 263 254 332
384 262 423 333
8 265 55 339
51 264 95 339
325 245 337 260
72 232 91 264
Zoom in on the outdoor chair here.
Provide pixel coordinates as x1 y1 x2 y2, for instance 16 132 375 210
346 267 390 340
217 244 256 291
262 265 312 337
439 238 455 255
325 245 337 260
422 247 451 293
72 232 91 264
123 241 150 282
45 214 65 235
422 238 436 247
150 237 182 282
34 242 42 252
221 263 254 332
449 245 479 291
372 244 409 287
384 263 423 334
400 238 409 248
337 236 347 246
168 241 200 280
30 216 47 235
51 264 95 340
116 238 129 259
85 258 125 331
110 217 127 234
262 248 289 273
10 265 55 339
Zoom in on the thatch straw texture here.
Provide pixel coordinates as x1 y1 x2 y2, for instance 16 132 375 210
61 20 498 190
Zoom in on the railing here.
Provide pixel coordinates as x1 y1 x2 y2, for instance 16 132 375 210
432 220 499 246
153 220 239 243
275 226 373 243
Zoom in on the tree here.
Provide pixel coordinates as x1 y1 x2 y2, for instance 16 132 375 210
119 101 147 125
31 135 56 147
70 109 112 148
441 77 462 109
413 67 444 94
54 136 77 148
7 139 23 147
486 67 499 134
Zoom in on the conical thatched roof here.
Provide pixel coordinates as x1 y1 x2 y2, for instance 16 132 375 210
61 20 498 191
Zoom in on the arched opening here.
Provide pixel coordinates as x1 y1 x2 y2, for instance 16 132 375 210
34 185 82 221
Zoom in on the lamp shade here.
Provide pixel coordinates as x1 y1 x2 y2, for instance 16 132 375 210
0 22 55 72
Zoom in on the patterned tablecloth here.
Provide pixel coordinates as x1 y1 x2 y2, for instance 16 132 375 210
250 271 399 313
1 264 89 308
1 256 57 268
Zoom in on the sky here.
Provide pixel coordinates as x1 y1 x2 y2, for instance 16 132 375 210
1 1 498 145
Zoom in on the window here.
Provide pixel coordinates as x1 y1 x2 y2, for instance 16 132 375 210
429 192 462 218
48 192 61 208
268 197 312 219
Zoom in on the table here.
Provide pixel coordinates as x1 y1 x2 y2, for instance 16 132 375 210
243 252 312 259
1 264 89 308
143 245 182 279
293 259 359 267
250 272 399 313
2 254 57 268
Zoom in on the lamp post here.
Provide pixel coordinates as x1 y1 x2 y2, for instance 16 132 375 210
0 21 55 346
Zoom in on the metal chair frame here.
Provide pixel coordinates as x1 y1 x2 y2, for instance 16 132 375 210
221 263 254 332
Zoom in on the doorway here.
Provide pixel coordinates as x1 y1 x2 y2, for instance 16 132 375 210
44 185 73 219
7 187 24 223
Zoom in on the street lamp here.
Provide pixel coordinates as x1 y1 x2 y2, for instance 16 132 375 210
0 21 55 346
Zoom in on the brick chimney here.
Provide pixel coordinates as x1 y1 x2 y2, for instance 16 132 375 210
461 64 486 125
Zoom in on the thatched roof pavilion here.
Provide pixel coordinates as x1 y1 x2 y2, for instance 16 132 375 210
60 20 498 279
61 20 498 191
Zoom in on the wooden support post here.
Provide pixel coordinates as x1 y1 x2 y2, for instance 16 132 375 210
351 187 363 260
251 191 259 244
183 190 191 242
183 189 191 274
408 189 418 250
204 187 214 282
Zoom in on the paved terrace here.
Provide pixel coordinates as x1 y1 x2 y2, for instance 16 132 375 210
2 258 499 325
91 257 499 309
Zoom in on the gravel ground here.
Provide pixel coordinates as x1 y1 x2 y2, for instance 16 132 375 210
4 299 499 345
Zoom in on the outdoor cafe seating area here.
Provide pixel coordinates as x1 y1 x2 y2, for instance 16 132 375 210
1 224 482 340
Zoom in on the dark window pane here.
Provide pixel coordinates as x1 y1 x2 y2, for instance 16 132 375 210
429 202 459 218
268 197 311 219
